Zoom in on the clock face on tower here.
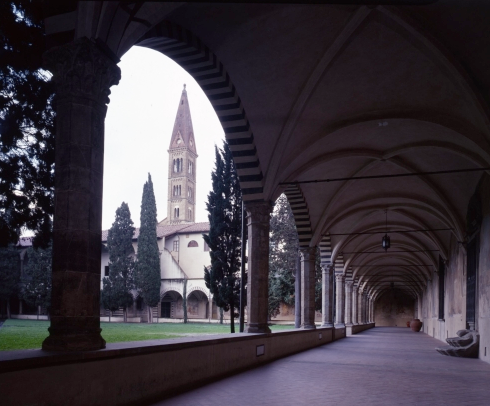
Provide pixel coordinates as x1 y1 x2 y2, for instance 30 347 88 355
177 138 182 145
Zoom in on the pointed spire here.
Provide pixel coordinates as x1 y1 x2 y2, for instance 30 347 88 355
168 84 197 154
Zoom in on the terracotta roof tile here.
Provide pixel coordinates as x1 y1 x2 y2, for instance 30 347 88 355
101 222 210 242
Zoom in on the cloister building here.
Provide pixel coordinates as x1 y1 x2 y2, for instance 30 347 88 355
2 1 490 405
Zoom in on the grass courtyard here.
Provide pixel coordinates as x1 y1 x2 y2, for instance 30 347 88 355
0 319 294 351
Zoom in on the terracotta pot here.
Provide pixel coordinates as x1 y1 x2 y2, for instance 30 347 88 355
406 321 410 327
410 319 422 332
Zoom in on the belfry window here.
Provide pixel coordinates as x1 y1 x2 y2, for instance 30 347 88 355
174 207 179 218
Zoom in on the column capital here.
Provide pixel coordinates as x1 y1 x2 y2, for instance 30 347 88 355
44 37 121 106
335 273 344 282
321 263 335 273
345 280 353 289
244 200 272 223
299 246 317 261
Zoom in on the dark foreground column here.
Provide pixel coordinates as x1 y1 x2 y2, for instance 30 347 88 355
300 247 317 329
42 38 120 351
321 263 334 327
245 201 271 334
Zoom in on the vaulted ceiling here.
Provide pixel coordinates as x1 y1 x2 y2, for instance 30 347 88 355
45 1 490 300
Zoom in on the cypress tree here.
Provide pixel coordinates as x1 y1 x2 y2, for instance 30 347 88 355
0 246 21 318
204 141 244 333
102 202 135 322
134 174 161 323
21 245 52 317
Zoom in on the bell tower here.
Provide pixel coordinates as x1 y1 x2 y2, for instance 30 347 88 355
164 84 197 225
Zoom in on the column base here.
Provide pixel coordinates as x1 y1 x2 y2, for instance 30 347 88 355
301 324 316 330
334 323 345 328
321 322 334 328
42 321 106 351
345 322 353 326
245 323 271 334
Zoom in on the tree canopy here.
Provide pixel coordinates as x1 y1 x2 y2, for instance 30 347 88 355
134 174 161 322
268 194 322 320
204 141 244 333
268 194 299 319
21 244 52 313
0 1 55 248
0 246 21 317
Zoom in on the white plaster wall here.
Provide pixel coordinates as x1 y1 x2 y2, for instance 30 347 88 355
477 179 490 364
160 249 186 279
165 232 210 279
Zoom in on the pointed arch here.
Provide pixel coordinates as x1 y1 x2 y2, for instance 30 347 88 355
136 21 265 201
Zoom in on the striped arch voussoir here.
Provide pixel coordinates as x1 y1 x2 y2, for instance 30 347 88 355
136 21 264 201
284 184 312 248
319 235 332 265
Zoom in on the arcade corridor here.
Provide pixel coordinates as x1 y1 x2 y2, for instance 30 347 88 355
155 328 490 406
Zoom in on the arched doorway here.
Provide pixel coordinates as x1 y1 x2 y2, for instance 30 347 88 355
186 290 209 319
160 291 183 319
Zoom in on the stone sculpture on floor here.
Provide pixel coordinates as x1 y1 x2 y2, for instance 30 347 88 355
436 329 479 358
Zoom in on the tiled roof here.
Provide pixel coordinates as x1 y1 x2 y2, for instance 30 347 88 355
101 222 210 242
19 223 210 245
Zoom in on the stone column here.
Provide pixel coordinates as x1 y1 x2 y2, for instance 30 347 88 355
369 297 373 323
294 252 301 328
358 289 364 324
352 284 358 325
344 280 353 326
321 264 334 327
334 274 345 327
245 201 271 334
300 247 317 329
42 38 121 351
361 292 368 324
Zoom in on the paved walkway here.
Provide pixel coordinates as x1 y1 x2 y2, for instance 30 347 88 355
153 327 490 406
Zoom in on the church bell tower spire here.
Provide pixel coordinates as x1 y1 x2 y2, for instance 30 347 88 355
165 84 198 225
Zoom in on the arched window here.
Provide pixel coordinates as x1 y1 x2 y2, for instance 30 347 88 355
174 207 179 218
188 240 198 247
188 208 192 220
173 159 177 173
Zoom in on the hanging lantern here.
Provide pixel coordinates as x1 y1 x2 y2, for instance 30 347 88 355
382 208 390 251
382 233 390 251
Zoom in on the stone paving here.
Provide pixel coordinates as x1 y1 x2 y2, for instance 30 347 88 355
153 327 490 406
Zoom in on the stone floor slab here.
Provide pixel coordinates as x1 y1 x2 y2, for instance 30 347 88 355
152 327 490 406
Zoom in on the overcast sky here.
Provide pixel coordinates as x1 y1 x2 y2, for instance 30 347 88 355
102 46 225 230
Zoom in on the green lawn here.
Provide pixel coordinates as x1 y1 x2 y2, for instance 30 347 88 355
0 319 294 351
